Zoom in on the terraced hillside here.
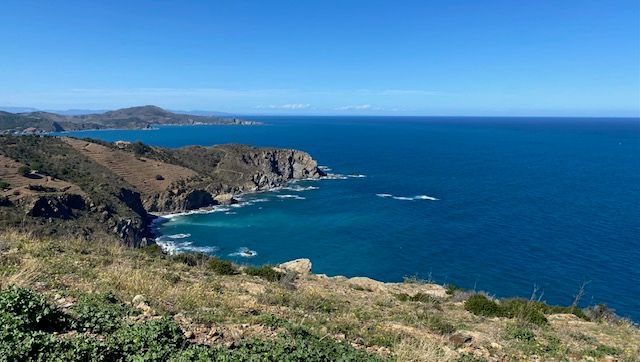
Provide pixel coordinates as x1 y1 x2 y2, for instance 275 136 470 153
64 137 197 196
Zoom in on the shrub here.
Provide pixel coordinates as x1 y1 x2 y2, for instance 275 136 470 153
501 299 548 326
141 244 165 257
0 180 9 190
169 345 219 361
245 265 284 282
17 165 32 176
0 285 66 331
445 284 462 295
584 304 618 323
464 294 503 318
70 292 137 333
206 257 238 275
503 322 536 342
108 317 187 361
130 141 153 156
155 174 164 181
463 295 584 326
225 335 385 361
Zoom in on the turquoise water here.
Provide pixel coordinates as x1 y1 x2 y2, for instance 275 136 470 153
63 117 640 321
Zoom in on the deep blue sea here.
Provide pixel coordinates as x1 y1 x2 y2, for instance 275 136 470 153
62 117 640 321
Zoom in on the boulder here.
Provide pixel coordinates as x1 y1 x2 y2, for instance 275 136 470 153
278 258 312 275
214 193 238 205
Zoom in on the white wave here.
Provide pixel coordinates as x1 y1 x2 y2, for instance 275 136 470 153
377 193 439 201
347 174 367 178
229 247 257 258
181 245 219 253
225 211 238 215
414 195 439 201
281 185 319 192
166 233 191 239
276 194 306 200
322 173 348 180
155 238 218 255
318 165 332 171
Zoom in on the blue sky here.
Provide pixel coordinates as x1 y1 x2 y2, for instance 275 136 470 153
0 0 638 116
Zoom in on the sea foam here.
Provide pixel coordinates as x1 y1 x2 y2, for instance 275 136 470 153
376 193 439 201
229 247 258 258
276 194 306 200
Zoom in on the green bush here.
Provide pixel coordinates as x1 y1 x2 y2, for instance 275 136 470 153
141 244 165 257
17 165 31 176
445 284 462 295
108 317 187 361
501 299 548 326
224 335 385 361
71 292 137 333
464 295 586 326
169 345 219 361
0 180 9 190
206 257 238 275
503 322 536 342
464 295 504 318
245 265 284 282
0 285 66 331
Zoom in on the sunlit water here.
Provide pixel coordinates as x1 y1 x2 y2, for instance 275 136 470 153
62 116 640 320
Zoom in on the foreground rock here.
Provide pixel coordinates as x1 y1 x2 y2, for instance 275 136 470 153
277 258 313 275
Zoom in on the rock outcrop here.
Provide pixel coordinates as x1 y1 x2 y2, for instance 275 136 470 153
26 194 86 219
277 258 313 275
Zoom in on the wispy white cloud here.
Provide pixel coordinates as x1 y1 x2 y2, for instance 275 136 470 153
334 104 373 111
255 103 311 110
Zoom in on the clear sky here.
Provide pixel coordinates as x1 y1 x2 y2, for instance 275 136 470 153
0 0 638 116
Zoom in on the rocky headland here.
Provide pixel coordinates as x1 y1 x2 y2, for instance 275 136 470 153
0 135 325 246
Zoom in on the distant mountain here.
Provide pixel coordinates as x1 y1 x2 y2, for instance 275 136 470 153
0 105 258 134
0 106 40 113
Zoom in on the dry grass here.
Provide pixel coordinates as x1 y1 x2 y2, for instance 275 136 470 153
0 230 638 361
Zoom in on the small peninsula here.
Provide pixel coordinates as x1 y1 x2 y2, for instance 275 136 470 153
0 135 325 246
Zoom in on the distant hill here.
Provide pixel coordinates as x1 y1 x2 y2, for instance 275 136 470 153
0 105 258 134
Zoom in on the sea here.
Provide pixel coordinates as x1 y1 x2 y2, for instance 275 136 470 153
60 116 640 321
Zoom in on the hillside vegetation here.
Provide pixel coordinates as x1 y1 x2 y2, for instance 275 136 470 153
0 231 637 361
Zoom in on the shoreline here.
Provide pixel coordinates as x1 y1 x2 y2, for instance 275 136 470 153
147 171 335 242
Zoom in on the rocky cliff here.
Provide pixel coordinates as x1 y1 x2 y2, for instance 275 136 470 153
144 145 325 212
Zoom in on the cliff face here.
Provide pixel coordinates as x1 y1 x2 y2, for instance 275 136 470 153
0 136 325 245
138 145 325 212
